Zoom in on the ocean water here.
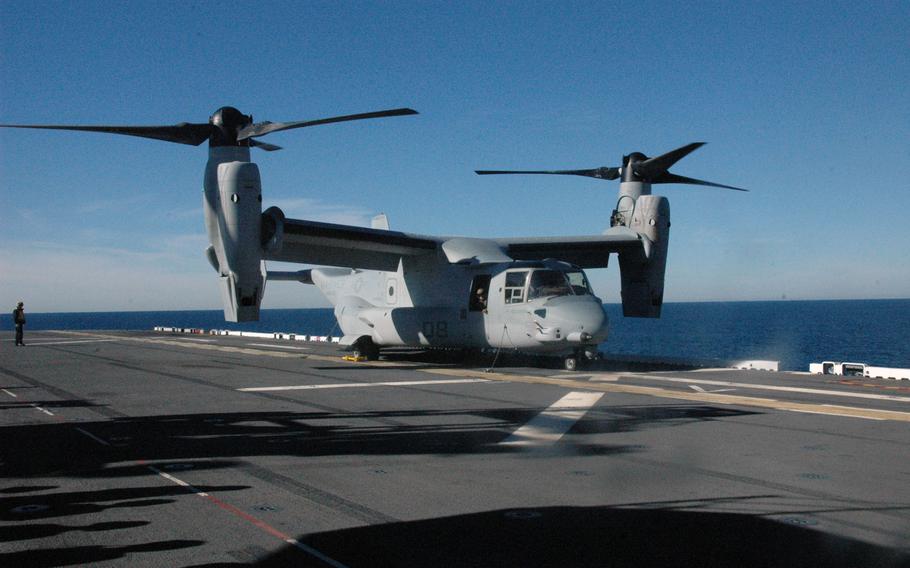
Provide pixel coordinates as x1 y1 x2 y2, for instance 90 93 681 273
3 300 908 371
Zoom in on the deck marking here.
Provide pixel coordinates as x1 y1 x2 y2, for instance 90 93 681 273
246 343 311 351
33 405 54 416
239 378 488 392
53 331 349 361
177 337 216 343
689 385 735 393
551 373 621 382
23 339 118 346
425 368 910 423
1 389 17 398
784 408 885 421
143 462 350 568
627 374 910 402
76 427 112 446
501 391 604 446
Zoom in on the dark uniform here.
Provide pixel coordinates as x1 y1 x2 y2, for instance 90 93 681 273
13 302 25 346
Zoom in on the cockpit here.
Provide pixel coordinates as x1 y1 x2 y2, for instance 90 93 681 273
503 266 594 304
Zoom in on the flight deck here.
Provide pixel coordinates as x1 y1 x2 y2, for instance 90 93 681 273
1 330 908 567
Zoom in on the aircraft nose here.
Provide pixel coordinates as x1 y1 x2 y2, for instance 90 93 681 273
546 297 609 342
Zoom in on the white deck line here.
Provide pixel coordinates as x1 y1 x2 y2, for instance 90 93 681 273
629 374 910 402
246 343 311 351
500 391 604 446
238 378 489 392
21 339 118 346
76 427 112 446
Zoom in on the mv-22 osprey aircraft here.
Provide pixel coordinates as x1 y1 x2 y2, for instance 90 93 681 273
2 107 745 370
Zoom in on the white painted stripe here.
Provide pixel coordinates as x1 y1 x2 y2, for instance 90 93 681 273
147 465 211 497
25 339 118 346
177 337 216 343
1 389 17 398
589 373 621 382
238 378 488 392
246 343 311 351
688 385 735 393
784 407 885 421
76 427 111 446
501 391 604 446
34 406 54 416
551 373 621 382
285 538 352 568
631 374 910 402
550 374 593 379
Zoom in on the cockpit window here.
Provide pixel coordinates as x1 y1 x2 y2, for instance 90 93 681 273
504 271 528 304
525 269 593 299
566 270 593 296
528 270 573 299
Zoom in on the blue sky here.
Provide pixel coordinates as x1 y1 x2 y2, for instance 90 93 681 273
1 1 908 312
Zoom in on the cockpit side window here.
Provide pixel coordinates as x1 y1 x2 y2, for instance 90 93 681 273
566 270 593 295
469 274 492 311
528 270 573 300
504 271 529 304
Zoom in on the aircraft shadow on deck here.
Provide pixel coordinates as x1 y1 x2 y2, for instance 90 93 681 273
192 504 909 568
0 405 756 478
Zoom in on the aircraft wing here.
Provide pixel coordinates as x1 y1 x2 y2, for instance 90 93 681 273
263 213 439 271
494 227 646 268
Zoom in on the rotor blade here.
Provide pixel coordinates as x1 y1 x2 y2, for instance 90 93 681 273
0 123 213 146
237 108 418 140
652 172 749 191
250 139 283 152
634 142 705 178
475 167 620 180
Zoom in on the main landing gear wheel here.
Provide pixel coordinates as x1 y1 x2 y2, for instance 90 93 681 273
564 355 578 372
353 338 380 361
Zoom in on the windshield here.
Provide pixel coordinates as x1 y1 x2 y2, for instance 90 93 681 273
526 269 593 300
566 270 593 296
528 270 573 299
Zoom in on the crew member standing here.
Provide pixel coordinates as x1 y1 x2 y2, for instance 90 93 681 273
13 301 26 346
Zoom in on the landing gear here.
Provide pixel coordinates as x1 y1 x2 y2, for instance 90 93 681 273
353 338 380 361
564 348 599 371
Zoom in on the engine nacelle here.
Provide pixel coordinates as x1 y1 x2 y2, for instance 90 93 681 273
619 194 670 318
206 160 265 322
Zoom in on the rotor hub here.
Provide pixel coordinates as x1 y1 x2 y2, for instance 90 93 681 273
622 152 648 182
209 106 253 147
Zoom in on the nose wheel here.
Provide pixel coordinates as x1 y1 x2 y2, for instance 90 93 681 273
563 348 599 371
